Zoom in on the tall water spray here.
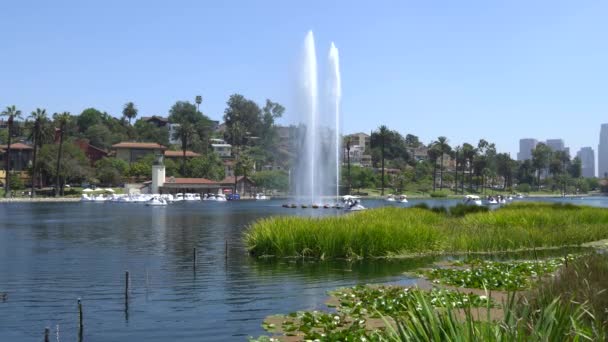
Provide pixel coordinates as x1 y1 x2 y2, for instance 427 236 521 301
292 31 342 204
328 42 341 201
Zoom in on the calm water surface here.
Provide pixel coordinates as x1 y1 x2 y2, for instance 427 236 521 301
0 197 606 341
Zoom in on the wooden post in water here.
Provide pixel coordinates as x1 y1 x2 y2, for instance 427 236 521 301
78 298 83 330
193 248 197 269
44 327 50 342
125 271 130 302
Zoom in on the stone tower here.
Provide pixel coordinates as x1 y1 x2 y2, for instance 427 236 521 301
151 154 165 194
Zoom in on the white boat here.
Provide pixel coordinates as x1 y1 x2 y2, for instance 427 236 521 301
486 196 499 205
463 195 482 206
343 195 366 211
515 193 524 199
80 194 92 202
386 195 396 202
255 193 269 200
215 194 227 202
398 195 408 203
145 197 168 206
183 193 200 201
507 195 514 201
92 194 108 202
174 193 185 202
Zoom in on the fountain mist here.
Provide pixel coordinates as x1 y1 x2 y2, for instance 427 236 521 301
292 31 342 204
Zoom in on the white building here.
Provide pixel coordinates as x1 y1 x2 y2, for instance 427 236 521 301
210 139 232 157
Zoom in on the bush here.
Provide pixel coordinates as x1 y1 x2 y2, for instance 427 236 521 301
429 190 449 198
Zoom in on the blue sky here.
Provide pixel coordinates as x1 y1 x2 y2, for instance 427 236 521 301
2 0 608 157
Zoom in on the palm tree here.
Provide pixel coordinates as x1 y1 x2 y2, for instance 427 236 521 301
427 144 441 192
453 146 461 194
377 125 389 196
29 108 47 198
54 112 70 197
122 102 137 125
436 136 451 190
175 122 195 176
195 95 202 113
1 105 22 197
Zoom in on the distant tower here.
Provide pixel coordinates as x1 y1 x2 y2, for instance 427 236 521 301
517 138 538 161
599 124 608 178
576 147 595 178
151 154 166 194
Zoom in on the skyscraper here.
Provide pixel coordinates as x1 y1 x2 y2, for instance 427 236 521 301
517 138 538 161
545 139 567 153
576 147 595 178
598 124 608 178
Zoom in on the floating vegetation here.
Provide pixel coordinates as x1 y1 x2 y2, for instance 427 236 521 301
423 256 576 291
245 203 608 259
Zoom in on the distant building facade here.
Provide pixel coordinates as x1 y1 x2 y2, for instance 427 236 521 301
599 124 608 178
517 138 538 161
545 139 569 156
346 132 371 152
210 138 232 158
112 142 167 164
576 147 595 178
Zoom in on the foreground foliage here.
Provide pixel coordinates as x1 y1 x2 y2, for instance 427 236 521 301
245 203 608 259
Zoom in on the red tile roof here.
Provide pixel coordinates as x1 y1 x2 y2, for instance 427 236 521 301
112 142 167 150
164 150 201 157
165 177 217 184
0 143 33 150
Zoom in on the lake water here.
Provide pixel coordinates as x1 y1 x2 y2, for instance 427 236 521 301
0 196 606 341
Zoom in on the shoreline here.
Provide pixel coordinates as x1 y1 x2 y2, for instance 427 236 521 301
0 197 81 203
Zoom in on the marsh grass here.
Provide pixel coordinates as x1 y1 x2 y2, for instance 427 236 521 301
244 203 608 259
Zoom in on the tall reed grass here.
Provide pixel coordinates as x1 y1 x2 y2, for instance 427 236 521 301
244 203 608 259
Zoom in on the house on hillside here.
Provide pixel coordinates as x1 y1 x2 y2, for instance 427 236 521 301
75 139 109 166
0 142 33 185
112 142 167 164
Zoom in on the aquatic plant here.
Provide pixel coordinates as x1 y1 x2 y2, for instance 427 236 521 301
423 256 574 290
245 203 608 259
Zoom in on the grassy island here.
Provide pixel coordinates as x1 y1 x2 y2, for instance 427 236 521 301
244 203 608 259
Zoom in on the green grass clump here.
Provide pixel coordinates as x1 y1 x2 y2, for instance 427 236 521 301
245 203 608 259
244 207 445 258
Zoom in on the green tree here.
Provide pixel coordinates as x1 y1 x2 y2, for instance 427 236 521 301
77 108 104 132
53 112 71 196
28 108 48 197
223 94 262 146
8 172 24 191
532 143 552 190
251 170 288 192
38 143 91 188
133 119 169 146
1 105 23 197
375 125 389 196
95 158 129 186
404 134 422 147
427 144 441 192
122 102 138 125
84 124 112 149
185 153 225 180
350 166 377 193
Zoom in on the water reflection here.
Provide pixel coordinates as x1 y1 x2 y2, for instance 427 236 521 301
0 197 606 341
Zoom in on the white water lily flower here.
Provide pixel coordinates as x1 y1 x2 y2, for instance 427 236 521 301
334 315 340 321
479 295 487 300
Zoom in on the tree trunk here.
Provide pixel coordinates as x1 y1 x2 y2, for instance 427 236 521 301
439 154 444 190
432 160 437 192
381 136 385 196
30 128 38 198
454 160 458 194
55 129 64 197
4 119 12 198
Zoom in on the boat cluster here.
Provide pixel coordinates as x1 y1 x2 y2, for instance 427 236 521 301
385 194 408 203
463 194 522 206
282 195 366 211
